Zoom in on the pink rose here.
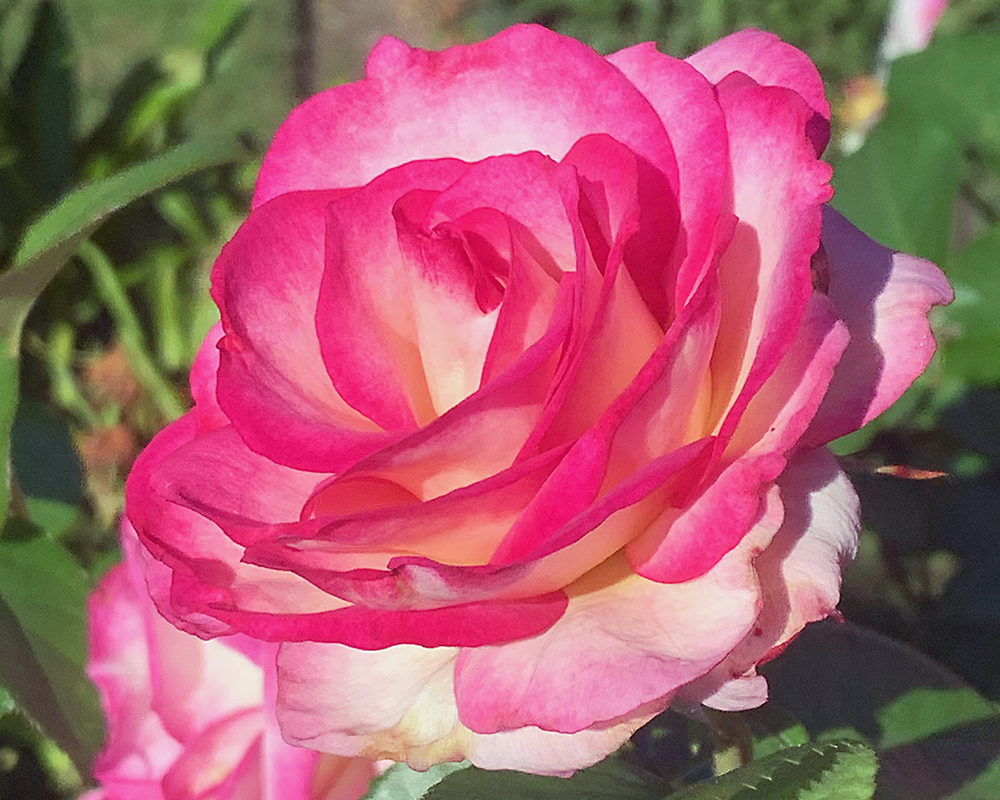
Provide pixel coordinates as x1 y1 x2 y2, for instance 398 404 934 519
84 526 375 800
125 25 952 775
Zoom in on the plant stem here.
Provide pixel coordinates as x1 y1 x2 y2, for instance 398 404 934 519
76 239 185 421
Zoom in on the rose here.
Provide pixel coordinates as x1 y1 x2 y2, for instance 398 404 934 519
84 525 375 800
125 24 952 776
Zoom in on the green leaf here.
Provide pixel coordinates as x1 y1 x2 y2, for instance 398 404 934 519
10 0 76 203
424 757 664 800
888 34 1000 172
0 524 103 770
192 0 252 68
877 688 1000 750
0 684 14 717
0 351 17 528
0 136 246 521
938 225 1000 383
10 399 81 536
763 622 1000 800
832 107 964 266
10 136 245 274
743 705 811 760
667 740 876 800
361 762 470 800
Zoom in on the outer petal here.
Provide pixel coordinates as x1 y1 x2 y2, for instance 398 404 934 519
126 415 349 638
683 448 859 709
275 642 655 777
87 564 181 793
188 322 228 433
686 29 830 151
453 493 780 735
255 25 678 206
804 208 953 445
276 643 466 764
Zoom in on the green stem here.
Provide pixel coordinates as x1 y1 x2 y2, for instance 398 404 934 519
76 239 185 421
149 249 185 372
45 321 99 427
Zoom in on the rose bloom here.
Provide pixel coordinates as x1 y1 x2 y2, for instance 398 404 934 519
126 25 951 775
84 526 376 800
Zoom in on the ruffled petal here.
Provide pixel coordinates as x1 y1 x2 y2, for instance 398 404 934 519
682 448 859 708
804 208 953 445
454 497 780 734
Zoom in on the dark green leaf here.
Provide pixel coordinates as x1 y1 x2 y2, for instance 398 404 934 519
763 622 1000 800
0 352 16 526
667 740 876 800
426 757 664 800
362 762 470 800
878 688 1000 750
9 0 76 203
10 400 81 536
832 108 964 266
0 525 103 770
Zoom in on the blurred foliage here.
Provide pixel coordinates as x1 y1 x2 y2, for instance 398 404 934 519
1 0 1000 799
0 1 254 796
461 0 895 85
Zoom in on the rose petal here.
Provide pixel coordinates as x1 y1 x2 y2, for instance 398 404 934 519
607 45 730 310
804 207 953 445
627 293 848 584
682 448 859 708
275 642 654 777
707 73 832 451
255 25 678 206
188 322 228 433
213 190 396 472
454 498 779 734
88 564 182 787
160 709 262 800
318 159 471 429
686 28 830 151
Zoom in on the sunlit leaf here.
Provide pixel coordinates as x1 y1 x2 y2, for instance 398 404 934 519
832 107 964 266
667 740 876 800
0 137 246 522
889 34 1000 172
10 0 76 203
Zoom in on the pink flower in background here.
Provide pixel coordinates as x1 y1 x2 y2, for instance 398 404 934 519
125 25 951 775
881 0 949 63
84 526 375 800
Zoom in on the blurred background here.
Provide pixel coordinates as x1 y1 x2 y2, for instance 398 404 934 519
2 0 1000 797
